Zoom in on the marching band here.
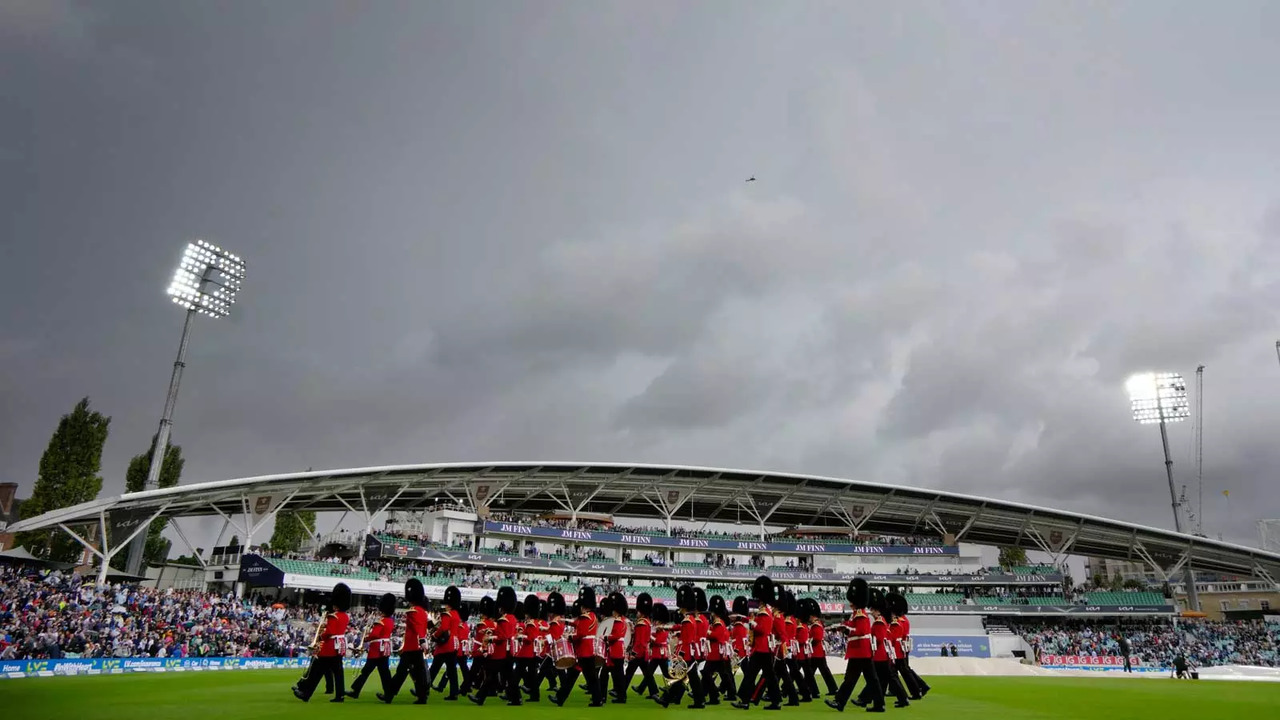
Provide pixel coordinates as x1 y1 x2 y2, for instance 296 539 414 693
292 574 929 712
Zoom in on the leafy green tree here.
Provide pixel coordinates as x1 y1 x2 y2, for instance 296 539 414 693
997 545 1028 570
17 398 111 562
113 435 184 568
269 510 316 553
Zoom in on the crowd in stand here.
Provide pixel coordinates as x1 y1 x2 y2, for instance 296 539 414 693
1012 618 1280 668
0 565 354 660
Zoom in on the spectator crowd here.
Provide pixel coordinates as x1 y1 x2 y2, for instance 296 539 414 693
1012 618 1280 668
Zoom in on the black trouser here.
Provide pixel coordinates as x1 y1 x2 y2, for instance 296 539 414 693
296 655 345 700
631 657 664 696
833 657 880 710
662 657 704 707
1123 655 1132 673
429 652 460 696
385 650 429 702
736 651 780 707
773 655 799 704
893 657 927 697
537 656 561 691
702 659 735 702
787 658 810 701
350 657 391 698
812 656 837 695
475 657 518 704
604 658 626 701
857 660 908 706
556 656 602 704
512 657 539 700
460 656 482 695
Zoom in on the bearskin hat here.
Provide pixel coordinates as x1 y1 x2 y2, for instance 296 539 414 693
599 595 614 617
694 586 708 614
609 591 628 615
514 603 526 621
497 586 517 614
676 584 695 612
709 595 728 621
579 586 597 612
635 592 653 617
479 595 497 619
847 577 870 609
652 603 670 624
869 587 887 614
330 582 352 613
885 592 906 618
443 585 462 609
771 584 787 613
732 596 750 617
524 593 541 619
547 591 567 617
895 592 911 616
571 598 583 616
458 604 472 622
752 575 775 605
378 592 397 617
800 597 820 621
405 578 426 608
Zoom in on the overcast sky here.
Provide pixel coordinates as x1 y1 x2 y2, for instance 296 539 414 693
4 1 1280 551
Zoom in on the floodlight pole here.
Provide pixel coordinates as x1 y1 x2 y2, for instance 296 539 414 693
1156 389 1201 612
123 308 197 576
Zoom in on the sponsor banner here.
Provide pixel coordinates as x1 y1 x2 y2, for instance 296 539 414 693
107 508 154 548
1039 654 1167 672
362 544 1060 587
908 604 1173 615
911 635 992 658
0 656 403 680
480 521 959 556
237 553 286 587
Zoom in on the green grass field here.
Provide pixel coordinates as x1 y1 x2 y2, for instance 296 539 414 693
2 671 1278 719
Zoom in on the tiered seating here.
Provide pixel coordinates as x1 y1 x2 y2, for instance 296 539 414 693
1010 565 1057 575
270 558 379 581
903 593 963 605
1085 591 1168 606
477 546 518 556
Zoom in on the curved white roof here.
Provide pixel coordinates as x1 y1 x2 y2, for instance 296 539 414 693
10 461 1279 584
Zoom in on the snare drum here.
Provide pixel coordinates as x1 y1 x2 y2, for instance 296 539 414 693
552 638 576 669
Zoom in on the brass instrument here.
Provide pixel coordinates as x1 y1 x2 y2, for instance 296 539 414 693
310 611 332 649
665 634 691 686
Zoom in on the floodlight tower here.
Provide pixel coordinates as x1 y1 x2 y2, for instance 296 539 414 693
1126 372 1200 611
123 240 246 576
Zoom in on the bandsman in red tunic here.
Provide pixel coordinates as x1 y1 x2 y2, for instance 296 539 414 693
854 589 910 709
515 594 542 701
802 598 837 697
604 591 630 703
658 584 705 709
349 592 397 700
702 595 736 704
732 576 782 710
380 578 430 704
825 578 881 712
428 585 463 699
623 592 655 699
886 592 929 700
293 582 351 703
551 587 604 707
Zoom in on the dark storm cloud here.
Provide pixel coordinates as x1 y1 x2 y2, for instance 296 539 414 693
4 1 1280 551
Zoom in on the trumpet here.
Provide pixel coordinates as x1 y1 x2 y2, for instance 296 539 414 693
310 611 332 649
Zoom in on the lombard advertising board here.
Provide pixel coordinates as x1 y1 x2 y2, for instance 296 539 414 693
911 635 992 658
481 521 959 556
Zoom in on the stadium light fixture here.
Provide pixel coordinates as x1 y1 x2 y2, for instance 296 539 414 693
1125 371 1200 611
123 240 246 576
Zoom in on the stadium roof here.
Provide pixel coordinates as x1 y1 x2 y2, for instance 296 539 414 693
10 461 1280 588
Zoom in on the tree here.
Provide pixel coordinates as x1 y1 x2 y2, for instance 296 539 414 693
17 398 111 562
997 545 1028 570
269 510 316 553
113 434 184 568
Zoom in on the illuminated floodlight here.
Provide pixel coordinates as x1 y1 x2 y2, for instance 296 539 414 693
1126 372 1190 425
166 240 247 318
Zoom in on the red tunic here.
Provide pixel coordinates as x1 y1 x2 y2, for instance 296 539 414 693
574 613 598 658
402 607 428 653
870 619 890 662
479 618 498 657
694 613 708 659
795 622 810 660
632 618 652 660
731 620 749 657
652 628 669 659
772 614 791 658
366 616 395 659
809 621 826 659
608 617 627 660
434 609 459 653
517 620 538 659
899 617 912 652
318 611 349 657
678 615 698 661
888 620 905 659
493 614 516 659
750 610 773 654
844 613 872 660
452 620 469 654
707 619 731 661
